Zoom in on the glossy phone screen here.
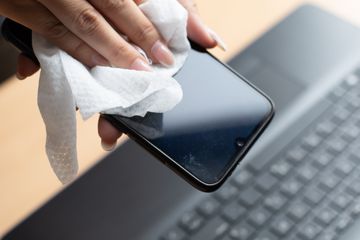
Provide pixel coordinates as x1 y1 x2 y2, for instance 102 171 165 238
115 47 273 185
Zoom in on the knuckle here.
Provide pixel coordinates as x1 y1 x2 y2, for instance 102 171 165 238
74 8 100 36
71 42 96 67
109 44 128 61
179 0 198 13
74 44 95 67
42 21 68 40
72 41 85 57
109 45 137 67
188 1 198 13
134 23 157 43
100 0 127 11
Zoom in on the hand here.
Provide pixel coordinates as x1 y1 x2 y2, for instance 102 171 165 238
4 0 225 150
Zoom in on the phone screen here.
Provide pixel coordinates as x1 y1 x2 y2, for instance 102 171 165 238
113 47 273 185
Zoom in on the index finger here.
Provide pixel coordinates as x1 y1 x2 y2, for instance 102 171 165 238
89 0 166 65
177 0 217 49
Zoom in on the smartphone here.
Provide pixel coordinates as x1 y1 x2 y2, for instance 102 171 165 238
1 18 274 192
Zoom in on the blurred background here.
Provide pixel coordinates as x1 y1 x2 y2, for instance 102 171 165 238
1 0 360 236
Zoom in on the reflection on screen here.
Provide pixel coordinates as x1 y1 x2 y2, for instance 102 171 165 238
119 48 272 184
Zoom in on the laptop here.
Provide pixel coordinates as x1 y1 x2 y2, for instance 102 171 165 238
3 4 360 240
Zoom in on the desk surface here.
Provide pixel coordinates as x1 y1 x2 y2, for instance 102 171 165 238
1 0 360 236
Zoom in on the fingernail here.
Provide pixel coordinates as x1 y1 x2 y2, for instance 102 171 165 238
16 72 26 80
101 140 116 151
92 54 109 66
151 40 174 67
207 28 227 51
132 44 152 65
130 58 152 71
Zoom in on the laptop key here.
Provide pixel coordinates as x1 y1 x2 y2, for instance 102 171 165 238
231 170 253 188
304 188 326 205
349 152 360 163
331 192 353 210
270 215 294 236
302 133 322 151
287 201 310 221
335 215 352 233
264 192 287 212
351 200 360 217
215 184 238 203
344 74 360 88
315 120 336 137
330 106 350 124
318 174 341 191
255 173 278 193
355 114 360 128
179 211 204 233
326 137 347 155
238 187 262 207
248 207 271 227
197 197 221 217
221 202 246 222
340 123 360 141
297 164 318 183
316 207 337 225
247 157 269 173
311 149 333 168
346 179 360 196
328 85 347 102
229 222 255 240
333 159 355 177
161 227 187 240
280 177 303 197
286 146 308 164
270 160 292 179
297 222 322 240
346 91 360 109
190 217 229 240
337 95 357 112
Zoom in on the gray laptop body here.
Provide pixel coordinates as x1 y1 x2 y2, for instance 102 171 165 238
4 4 360 240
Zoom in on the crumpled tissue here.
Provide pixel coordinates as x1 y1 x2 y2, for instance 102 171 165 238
33 0 190 184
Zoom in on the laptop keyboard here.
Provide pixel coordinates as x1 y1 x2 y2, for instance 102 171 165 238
161 70 360 240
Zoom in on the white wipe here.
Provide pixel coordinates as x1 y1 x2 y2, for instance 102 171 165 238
34 0 190 184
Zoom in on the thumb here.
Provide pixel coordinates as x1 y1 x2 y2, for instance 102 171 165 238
16 53 40 80
178 0 226 50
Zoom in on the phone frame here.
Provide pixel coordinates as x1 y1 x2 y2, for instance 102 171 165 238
1 18 274 192
102 43 274 192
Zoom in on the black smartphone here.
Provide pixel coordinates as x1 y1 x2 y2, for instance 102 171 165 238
1 19 274 192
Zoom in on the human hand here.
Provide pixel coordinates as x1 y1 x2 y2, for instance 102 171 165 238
2 0 177 74
3 0 226 150
99 0 226 150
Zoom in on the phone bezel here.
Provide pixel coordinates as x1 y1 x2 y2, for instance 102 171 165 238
103 45 275 192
